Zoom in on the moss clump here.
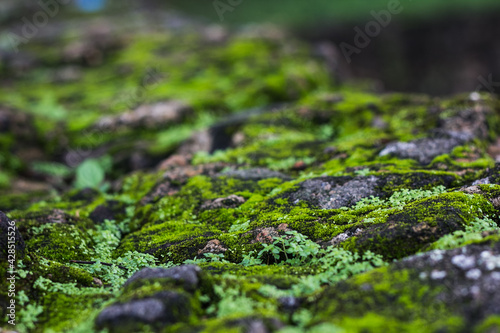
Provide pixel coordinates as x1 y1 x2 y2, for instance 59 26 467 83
26 223 96 262
31 259 96 287
343 192 495 260
313 266 462 332
37 292 111 333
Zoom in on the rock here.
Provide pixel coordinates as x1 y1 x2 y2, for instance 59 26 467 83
323 228 364 247
94 100 193 130
200 195 246 210
140 163 227 205
176 129 213 156
219 168 292 181
62 23 123 66
89 200 126 224
279 296 301 312
340 192 495 260
379 135 464 165
157 154 189 170
460 185 500 209
220 317 284 333
315 240 500 331
198 239 228 255
439 103 490 140
287 176 379 209
45 209 69 224
67 188 100 203
96 291 192 332
250 224 291 244
177 104 287 155
139 178 184 205
123 265 202 291
0 211 25 260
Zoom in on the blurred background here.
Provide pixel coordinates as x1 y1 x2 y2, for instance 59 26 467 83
1 0 500 207
3 0 500 95
173 0 500 95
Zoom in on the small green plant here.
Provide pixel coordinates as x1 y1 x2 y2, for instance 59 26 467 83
354 168 370 176
17 304 44 332
229 219 251 232
430 215 498 251
207 275 277 319
74 155 112 190
74 159 105 189
388 185 446 209
255 230 320 265
345 185 448 212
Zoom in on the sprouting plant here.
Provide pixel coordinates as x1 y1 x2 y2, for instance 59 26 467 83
241 250 263 266
203 253 229 263
255 230 320 265
242 229 386 299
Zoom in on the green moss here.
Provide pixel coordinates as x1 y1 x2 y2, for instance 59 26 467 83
345 192 496 260
336 312 463 333
37 292 110 333
32 259 96 287
314 266 463 332
26 223 96 262
475 315 500 333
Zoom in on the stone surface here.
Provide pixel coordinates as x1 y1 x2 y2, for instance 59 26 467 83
288 176 379 209
379 135 464 165
94 101 192 130
123 265 202 291
96 291 192 332
315 241 500 330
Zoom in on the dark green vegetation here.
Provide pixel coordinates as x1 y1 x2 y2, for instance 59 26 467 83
2 8 500 333
166 0 500 26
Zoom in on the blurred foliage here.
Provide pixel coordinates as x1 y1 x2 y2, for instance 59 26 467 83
164 0 500 26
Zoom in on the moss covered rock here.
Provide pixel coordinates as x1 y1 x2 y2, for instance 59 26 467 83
2 5 500 333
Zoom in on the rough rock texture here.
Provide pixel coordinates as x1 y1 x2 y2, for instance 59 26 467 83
94 101 193 130
379 136 464 164
95 291 193 332
123 265 201 290
2 5 500 333
315 240 500 331
288 176 379 209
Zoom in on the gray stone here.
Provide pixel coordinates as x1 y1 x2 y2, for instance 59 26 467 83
317 241 500 329
379 136 463 165
96 291 192 331
200 195 246 210
288 176 379 209
96 298 165 326
220 168 292 181
94 100 192 130
123 265 201 291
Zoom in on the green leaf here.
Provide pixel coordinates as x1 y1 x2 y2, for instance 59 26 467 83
74 159 105 189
